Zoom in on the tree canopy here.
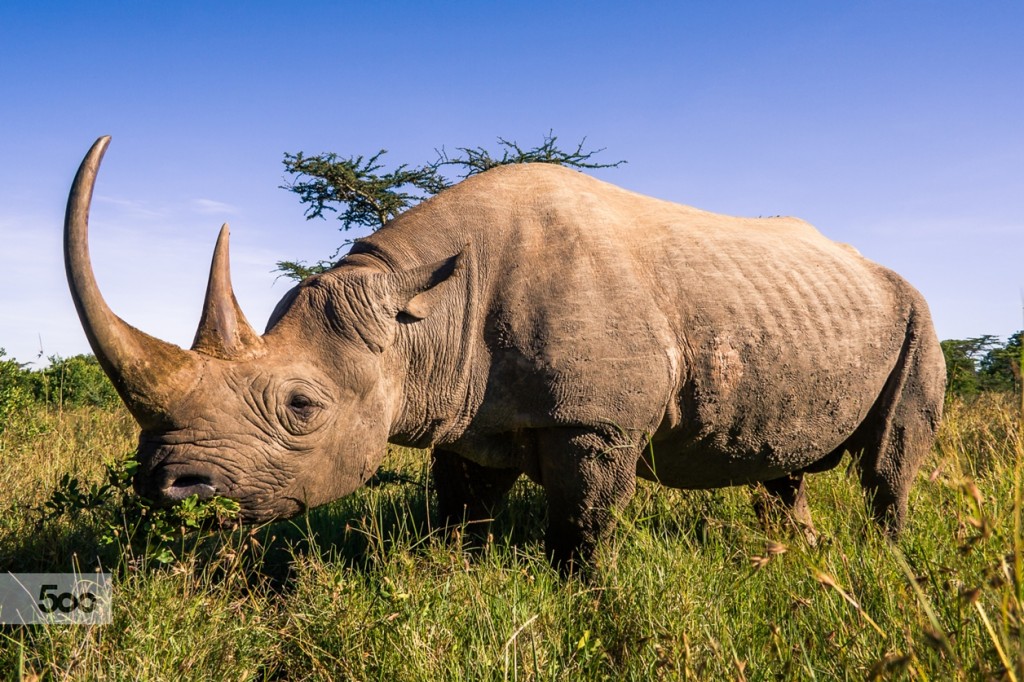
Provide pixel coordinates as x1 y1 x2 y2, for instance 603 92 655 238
276 132 624 280
941 331 1022 398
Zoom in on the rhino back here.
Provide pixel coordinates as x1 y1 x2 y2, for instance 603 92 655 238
641 214 909 485
346 165 916 483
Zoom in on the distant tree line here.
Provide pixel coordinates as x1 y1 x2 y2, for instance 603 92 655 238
941 332 1023 397
2 328 1019 432
0 350 119 431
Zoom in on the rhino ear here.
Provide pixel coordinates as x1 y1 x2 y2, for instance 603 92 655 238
391 250 466 322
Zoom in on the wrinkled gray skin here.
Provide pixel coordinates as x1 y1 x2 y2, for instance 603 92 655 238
66 137 945 568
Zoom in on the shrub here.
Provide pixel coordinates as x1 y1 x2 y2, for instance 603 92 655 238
40 454 241 565
0 348 34 433
31 354 120 409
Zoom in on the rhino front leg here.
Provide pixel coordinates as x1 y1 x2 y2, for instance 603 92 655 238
431 449 520 539
536 429 639 573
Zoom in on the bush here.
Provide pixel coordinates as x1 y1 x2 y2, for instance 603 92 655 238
40 455 241 565
31 354 120 409
1 351 120 434
0 348 34 433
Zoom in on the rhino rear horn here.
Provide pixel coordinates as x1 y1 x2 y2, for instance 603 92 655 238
192 224 263 359
64 136 202 429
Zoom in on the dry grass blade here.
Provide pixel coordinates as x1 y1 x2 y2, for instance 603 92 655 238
813 569 887 639
974 600 1019 682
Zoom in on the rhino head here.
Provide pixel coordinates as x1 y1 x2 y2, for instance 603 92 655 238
65 137 455 522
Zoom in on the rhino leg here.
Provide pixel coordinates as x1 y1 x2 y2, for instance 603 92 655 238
848 309 945 535
537 429 639 573
431 449 520 539
751 473 818 544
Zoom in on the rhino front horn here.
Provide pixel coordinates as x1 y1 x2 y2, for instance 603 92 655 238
192 224 263 359
65 136 202 429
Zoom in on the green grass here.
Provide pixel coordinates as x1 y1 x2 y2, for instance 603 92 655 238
0 395 1022 680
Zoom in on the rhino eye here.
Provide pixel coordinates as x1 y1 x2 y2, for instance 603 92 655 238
287 394 317 419
277 380 330 435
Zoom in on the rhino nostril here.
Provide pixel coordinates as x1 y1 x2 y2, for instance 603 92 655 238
162 474 217 502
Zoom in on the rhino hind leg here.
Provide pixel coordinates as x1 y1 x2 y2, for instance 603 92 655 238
431 449 520 539
751 473 818 544
847 307 945 535
536 428 639 573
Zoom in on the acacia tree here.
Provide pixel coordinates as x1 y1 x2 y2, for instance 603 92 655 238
940 336 999 397
277 132 623 280
940 332 1024 397
979 330 1023 393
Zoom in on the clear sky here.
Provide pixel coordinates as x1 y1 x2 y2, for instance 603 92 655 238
1 2 1021 365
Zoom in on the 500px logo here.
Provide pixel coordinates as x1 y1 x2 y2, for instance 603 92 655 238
0 573 111 624
37 583 100 614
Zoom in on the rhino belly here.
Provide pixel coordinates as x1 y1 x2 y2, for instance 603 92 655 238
639 348 892 489
638 430 851 489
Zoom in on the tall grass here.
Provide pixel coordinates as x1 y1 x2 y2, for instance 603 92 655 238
0 394 1022 680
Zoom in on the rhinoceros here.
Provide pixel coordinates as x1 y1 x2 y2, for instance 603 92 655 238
65 137 945 567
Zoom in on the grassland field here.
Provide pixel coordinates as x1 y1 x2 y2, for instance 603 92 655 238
0 394 1022 680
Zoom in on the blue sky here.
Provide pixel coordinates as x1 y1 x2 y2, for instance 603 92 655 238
1 2 1021 365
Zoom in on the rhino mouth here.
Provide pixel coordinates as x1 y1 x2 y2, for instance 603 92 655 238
161 473 218 502
134 463 303 522
133 453 224 507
